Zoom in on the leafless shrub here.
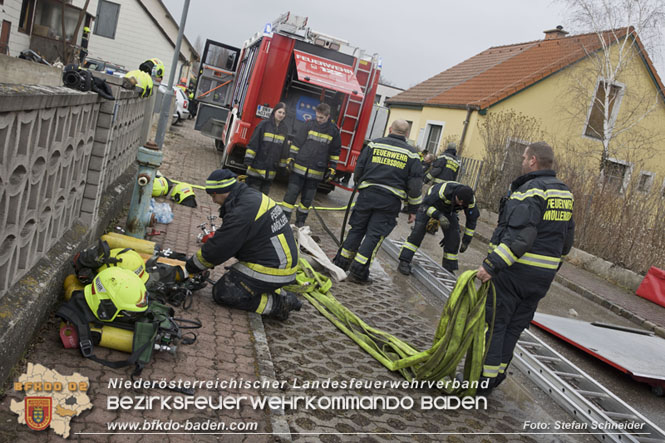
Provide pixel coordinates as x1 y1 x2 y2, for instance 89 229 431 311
476 110 544 211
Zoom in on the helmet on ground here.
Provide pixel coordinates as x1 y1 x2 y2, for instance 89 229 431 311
84 267 148 322
152 176 171 197
170 182 197 207
96 248 149 284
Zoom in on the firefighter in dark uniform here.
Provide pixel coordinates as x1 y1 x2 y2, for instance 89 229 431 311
332 120 423 284
186 169 303 320
244 102 288 195
424 142 460 184
476 142 575 394
398 182 479 275
282 103 341 227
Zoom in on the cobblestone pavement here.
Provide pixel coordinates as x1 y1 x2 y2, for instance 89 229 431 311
262 201 591 442
0 123 272 443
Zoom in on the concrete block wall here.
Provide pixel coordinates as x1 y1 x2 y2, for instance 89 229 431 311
80 75 146 226
0 80 146 299
0 85 99 297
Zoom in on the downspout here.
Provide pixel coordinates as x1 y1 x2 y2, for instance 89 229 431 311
457 105 479 157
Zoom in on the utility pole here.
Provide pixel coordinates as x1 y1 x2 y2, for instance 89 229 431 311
125 0 190 238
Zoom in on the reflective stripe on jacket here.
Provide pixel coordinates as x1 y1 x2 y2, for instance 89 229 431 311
423 181 479 236
289 119 341 177
193 183 298 285
244 119 288 179
483 169 575 275
354 134 423 212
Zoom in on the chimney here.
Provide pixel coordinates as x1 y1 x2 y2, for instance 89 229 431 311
543 25 569 40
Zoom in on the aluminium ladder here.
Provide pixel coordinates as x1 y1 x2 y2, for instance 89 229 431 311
381 239 665 443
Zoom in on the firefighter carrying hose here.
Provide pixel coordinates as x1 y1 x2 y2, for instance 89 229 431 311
397 182 479 276
185 169 303 320
244 102 289 195
424 142 460 185
332 120 423 284
476 142 575 395
282 103 341 227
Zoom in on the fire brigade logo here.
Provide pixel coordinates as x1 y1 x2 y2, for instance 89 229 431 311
25 397 52 431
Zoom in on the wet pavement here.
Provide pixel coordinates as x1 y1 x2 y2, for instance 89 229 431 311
2 119 663 442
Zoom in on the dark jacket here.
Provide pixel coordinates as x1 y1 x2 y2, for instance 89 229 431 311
289 119 341 180
244 119 288 180
425 148 460 184
483 169 575 276
423 181 479 240
189 183 298 285
355 133 423 213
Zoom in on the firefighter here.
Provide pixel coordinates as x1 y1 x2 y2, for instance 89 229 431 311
282 103 341 227
476 142 575 395
332 120 423 284
139 58 165 82
243 102 288 195
424 142 460 185
398 182 479 276
185 169 302 320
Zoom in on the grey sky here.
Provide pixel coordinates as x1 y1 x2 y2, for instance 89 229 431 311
163 0 664 90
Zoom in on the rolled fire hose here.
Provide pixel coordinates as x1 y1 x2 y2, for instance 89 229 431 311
286 258 496 396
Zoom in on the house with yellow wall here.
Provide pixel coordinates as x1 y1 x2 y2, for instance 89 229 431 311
386 26 665 196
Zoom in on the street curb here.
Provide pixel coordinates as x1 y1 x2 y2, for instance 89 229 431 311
247 313 292 441
473 231 665 340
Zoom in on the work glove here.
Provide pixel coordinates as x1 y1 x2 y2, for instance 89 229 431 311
324 168 336 182
426 218 439 234
237 174 247 183
285 158 295 173
438 215 450 231
459 236 472 253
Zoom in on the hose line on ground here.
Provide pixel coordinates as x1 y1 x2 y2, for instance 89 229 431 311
286 258 496 396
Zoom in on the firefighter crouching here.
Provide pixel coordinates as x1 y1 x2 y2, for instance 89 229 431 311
332 120 423 284
398 182 478 276
282 103 341 227
476 141 575 395
186 169 303 320
424 142 460 185
244 102 289 195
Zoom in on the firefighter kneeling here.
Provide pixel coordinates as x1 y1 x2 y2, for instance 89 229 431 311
186 169 302 320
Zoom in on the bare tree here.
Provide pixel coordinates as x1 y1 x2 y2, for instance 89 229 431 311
558 0 665 166
476 110 544 210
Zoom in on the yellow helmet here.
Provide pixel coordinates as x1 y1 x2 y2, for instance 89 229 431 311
152 176 171 197
96 248 149 284
149 58 165 78
170 182 197 207
84 268 147 322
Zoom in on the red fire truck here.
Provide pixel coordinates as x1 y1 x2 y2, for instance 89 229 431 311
193 12 381 191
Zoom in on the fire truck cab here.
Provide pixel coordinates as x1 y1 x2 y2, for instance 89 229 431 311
193 12 381 192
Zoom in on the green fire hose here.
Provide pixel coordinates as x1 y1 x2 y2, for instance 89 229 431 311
286 258 496 396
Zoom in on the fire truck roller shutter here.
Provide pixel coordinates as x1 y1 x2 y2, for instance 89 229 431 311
293 50 364 100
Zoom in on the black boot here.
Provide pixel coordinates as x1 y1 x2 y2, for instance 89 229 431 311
283 290 302 312
332 254 352 272
295 211 307 228
398 260 412 275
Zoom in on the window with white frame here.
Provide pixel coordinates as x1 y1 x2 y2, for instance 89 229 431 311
601 158 631 193
636 171 654 193
94 0 120 39
419 121 444 155
584 79 624 141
